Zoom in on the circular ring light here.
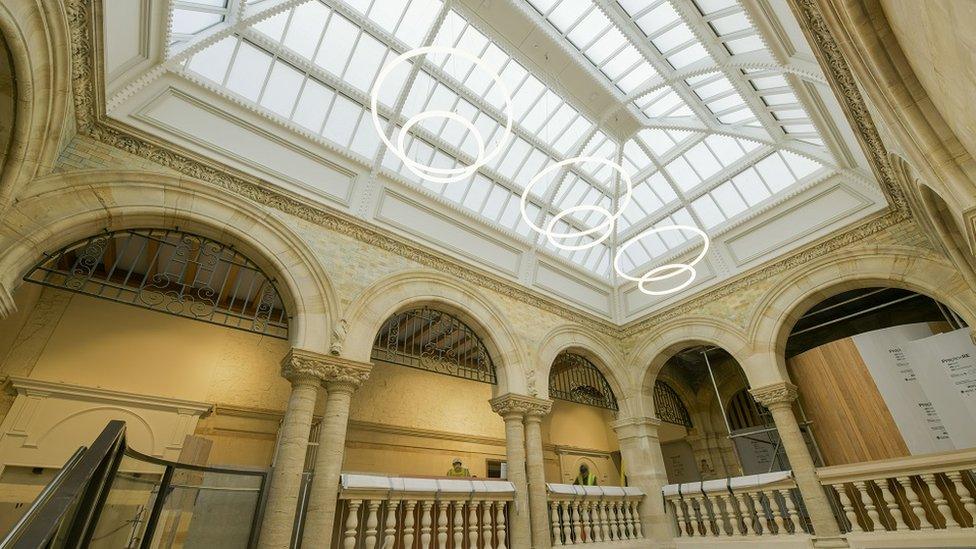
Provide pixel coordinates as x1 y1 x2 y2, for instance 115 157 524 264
520 157 633 251
614 225 710 295
370 46 514 184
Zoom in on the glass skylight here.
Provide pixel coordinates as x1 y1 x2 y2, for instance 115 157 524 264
164 0 849 285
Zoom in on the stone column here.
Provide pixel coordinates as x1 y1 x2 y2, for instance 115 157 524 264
301 356 372 548
258 349 328 549
750 382 844 542
489 394 535 548
522 397 553 549
610 417 672 542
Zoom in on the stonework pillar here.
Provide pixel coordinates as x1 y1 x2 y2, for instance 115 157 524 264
521 397 553 549
301 356 372 548
258 349 328 549
489 394 534 549
750 382 844 542
610 417 672 542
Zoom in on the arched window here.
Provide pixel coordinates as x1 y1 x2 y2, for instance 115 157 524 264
24 228 288 338
371 307 497 384
548 352 618 411
726 389 772 431
653 381 693 428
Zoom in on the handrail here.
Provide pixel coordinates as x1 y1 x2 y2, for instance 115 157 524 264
817 447 976 483
0 448 86 547
0 420 127 548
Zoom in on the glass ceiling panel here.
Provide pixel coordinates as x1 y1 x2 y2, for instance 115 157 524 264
166 0 849 287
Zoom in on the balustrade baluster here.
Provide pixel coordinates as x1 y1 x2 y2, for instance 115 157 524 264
436 501 448 548
707 494 722 536
747 492 765 535
897 476 932 529
562 502 574 544
778 490 801 534
673 499 689 536
854 481 880 531
615 500 628 540
496 501 508 549
768 491 785 534
403 500 417 549
599 500 610 541
364 500 381 549
714 494 731 536
608 500 618 540
756 491 776 534
382 500 399 549
453 502 464 549
581 501 593 542
877 479 906 531
571 501 582 543
551 502 563 546
923 473 960 528
420 500 433 549
833 484 861 533
345 500 363 549
627 499 639 539
947 471 976 525
689 496 704 536
631 500 644 539
732 492 750 535
468 501 479 549
482 500 493 548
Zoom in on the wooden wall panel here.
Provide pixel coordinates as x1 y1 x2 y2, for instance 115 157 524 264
787 337 910 465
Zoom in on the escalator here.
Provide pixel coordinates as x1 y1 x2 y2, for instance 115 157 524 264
0 421 268 548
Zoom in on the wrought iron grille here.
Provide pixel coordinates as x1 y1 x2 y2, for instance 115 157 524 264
653 381 693 428
548 352 618 411
371 307 497 384
727 389 773 430
24 228 289 338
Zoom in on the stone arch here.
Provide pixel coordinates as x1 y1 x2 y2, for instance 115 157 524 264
631 318 750 420
0 170 337 354
0 0 72 211
340 270 528 396
535 325 629 415
748 246 976 387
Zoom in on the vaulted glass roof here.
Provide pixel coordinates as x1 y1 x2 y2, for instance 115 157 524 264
159 0 855 285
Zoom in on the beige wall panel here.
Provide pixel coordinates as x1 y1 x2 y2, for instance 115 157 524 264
787 338 910 465
544 399 618 452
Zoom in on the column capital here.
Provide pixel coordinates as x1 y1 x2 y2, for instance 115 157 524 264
489 393 552 418
610 416 661 440
281 348 372 389
750 381 798 409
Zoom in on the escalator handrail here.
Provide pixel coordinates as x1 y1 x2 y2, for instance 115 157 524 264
0 447 87 547
0 420 127 548
123 445 268 477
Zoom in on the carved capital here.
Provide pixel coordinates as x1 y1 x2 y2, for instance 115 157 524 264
490 393 552 418
281 349 372 389
749 382 798 409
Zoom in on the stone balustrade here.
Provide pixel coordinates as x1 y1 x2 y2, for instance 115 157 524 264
818 448 976 534
546 484 645 546
662 472 809 539
334 474 515 549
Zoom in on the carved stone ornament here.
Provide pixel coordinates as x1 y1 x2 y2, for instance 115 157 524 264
280 348 372 388
330 319 348 355
749 382 799 408
490 393 553 418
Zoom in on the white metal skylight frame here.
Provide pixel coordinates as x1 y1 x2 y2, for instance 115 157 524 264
153 0 863 285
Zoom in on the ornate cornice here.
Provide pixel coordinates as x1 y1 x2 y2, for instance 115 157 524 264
64 0 919 339
490 393 553 418
749 382 799 409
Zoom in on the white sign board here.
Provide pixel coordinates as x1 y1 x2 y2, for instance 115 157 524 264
902 329 976 448
852 324 954 454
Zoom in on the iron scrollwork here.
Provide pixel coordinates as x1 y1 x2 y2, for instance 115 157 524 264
548 352 618 411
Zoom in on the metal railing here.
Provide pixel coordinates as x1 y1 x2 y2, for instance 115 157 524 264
0 421 270 549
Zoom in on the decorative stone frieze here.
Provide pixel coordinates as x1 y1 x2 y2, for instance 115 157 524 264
489 393 553 418
750 381 799 409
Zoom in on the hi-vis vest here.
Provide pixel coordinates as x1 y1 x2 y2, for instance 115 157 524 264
447 467 470 477
574 473 597 486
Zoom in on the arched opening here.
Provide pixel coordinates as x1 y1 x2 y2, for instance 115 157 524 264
0 227 300 536
652 345 792 484
784 285 972 466
544 351 622 486
918 183 976 281
339 305 504 479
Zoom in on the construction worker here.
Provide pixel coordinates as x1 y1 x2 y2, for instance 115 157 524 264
573 464 597 486
446 458 470 477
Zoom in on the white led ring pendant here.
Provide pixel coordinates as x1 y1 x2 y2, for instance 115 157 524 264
370 46 514 184
614 225 710 295
520 157 633 251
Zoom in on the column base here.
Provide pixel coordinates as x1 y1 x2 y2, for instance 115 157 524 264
812 537 849 548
